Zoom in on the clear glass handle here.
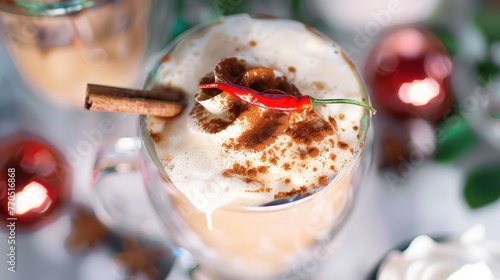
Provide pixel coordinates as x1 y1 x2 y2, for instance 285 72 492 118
91 137 165 241
91 136 198 280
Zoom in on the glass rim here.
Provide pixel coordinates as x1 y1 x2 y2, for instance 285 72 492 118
139 14 373 210
0 0 112 17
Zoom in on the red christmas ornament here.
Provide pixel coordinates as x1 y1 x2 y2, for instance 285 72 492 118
364 26 454 122
0 134 71 230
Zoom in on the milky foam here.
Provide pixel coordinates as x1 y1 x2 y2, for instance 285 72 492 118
147 14 368 219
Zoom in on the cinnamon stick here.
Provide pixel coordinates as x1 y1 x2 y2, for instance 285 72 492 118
85 84 184 117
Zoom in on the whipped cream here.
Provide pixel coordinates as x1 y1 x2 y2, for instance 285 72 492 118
378 225 500 280
148 15 368 223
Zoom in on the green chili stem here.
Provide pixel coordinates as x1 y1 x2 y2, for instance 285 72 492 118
310 97 377 114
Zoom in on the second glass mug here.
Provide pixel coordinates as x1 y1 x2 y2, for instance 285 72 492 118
0 0 172 108
93 14 373 280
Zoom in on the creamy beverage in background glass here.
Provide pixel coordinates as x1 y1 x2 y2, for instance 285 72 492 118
140 14 372 279
0 0 170 108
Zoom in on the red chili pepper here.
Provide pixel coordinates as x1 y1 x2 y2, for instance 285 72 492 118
198 82 376 113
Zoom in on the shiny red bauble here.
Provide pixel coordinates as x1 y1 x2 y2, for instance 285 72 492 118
0 134 71 230
364 26 454 122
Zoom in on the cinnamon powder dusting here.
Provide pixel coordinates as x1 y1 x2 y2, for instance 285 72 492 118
150 133 161 143
328 139 335 147
269 156 278 165
223 163 270 182
318 175 328 186
222 161 273 193
283 163 291 171
160 55 170 63
338 141 349 150
260 153 267 162
300 147 320 159
246 186 272 193
313 81 326 90
286 112 336 145
230 109 290 152
328 116 338 131
274 186 308 199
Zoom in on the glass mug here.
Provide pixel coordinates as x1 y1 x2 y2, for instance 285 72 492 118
92 14 373 280
0 0 172 108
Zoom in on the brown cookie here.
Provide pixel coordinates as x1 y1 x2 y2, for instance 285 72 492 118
65 206 109 253
114 237 165 280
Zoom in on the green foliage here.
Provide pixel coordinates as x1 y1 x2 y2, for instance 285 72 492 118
476 60 500 85
474 10 500 44
433 114 478 163
464 164 500 209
